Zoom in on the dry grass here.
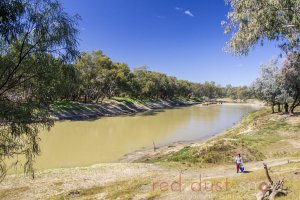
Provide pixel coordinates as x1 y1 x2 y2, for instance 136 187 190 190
49 178 160 200
0 187 30 199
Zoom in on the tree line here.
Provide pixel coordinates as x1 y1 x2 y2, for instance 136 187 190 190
49 50 252 103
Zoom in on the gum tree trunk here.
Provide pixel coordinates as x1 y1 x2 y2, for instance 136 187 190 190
271 102 275 113
284 103 289 113
277 103 281 112
290 95 299 114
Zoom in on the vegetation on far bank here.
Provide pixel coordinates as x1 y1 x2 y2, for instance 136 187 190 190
52 97 199 112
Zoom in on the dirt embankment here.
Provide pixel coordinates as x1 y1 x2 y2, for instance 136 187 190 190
51 99 200 120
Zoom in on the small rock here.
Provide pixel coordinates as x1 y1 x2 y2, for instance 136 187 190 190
68 190 80 196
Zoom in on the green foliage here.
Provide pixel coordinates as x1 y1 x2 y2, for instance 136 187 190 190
0 0 79 181
251 55 300 113
281 52 300 113
112 97 143 106
72 51 244 102
225 0 300 113
75 50 112 103
251 59 282 109
166 146 199 163
223 85 253 100
224 0 300 55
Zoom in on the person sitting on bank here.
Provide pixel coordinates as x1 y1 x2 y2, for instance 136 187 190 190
235 153 243 173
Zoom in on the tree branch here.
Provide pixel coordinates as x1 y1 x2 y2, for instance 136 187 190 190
263 163 273 185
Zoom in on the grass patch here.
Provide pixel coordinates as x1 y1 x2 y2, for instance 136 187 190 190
172 96 202 102
52 100 98 113
112 96 144 106
0 187 30 199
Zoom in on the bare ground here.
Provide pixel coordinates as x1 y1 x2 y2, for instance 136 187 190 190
1 157 299 200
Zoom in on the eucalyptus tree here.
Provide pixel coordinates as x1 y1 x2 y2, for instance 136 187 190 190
142 71 160 99
273 68 293 113
132 67 157 99
223 0 300 55
53 63 81 101
165 76 178 99
0 0 79 181
177 80 192 98
224 0 300 113
75 51 113 103
251 60 281 113
281 52 300 113
112 62 133 97
251 57 299 113
234 86 252 101
76 52 96 103
200 81 221 99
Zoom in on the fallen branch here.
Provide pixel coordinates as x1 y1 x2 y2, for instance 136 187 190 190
263 163 273 185
256 163 289 200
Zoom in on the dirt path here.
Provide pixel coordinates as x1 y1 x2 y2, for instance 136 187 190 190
1 157 298 200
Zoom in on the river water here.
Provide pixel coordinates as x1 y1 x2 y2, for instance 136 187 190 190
25 104 257 170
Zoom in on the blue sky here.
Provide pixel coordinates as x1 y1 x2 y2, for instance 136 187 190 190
61 0 281 86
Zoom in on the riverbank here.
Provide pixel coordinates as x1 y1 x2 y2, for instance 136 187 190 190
1 106 299 199
124 107 300 167
119 102 262 163
50 97 201 120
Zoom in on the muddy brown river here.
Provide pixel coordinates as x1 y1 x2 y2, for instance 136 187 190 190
10 104 258 172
